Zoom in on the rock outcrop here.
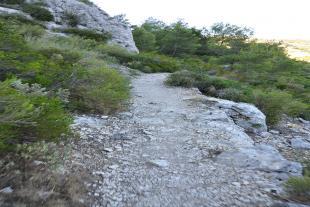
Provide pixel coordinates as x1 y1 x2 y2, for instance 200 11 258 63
0 0 138 52
205 96 268 135
216 144 302 176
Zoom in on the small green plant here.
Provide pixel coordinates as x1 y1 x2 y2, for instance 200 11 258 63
286 163 310 203
21 4 54 22
60 28 111 42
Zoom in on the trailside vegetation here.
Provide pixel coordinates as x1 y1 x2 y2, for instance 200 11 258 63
125 18 310 125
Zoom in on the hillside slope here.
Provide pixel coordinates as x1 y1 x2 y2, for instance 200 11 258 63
0 0 138 52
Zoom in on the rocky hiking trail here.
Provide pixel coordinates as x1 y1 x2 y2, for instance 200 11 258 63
72 73 308 207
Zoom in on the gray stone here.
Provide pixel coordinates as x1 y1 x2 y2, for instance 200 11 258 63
148 159 169 168
103 148 114 153
272 202 310 207
206 97 267 134
291 138 310 150
42 0 138 52
216 144 302 176
33 160 45 166
108 165 119 170
270 130 280 134
0 186 13 194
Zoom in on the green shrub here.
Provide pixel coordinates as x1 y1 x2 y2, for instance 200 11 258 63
78 0 94 5
285 177 310 202
0 14 44 27
69 67 130 114
251 90 292 125
60 28 111 42
130 53 182 73
165 70 198 87
22 4 54 22
16 24 45 39
0 19 26 52
285 100 309 118
0 79 72 151
63 11 79 27
98 44 136 63
2 0 25 4
217 88 246 102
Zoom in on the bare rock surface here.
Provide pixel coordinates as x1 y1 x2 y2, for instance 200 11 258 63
71 73 304 207
206 97 268 134
0 0 138 52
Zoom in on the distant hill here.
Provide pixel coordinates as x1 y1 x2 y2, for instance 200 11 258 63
282 40 310 62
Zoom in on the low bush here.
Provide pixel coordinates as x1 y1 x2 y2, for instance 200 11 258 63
217 88 247 102
251 90 293 125
129 52 182 73
286 163 310 203
97 44 136 63
21 4 54 22
63 11 80 27
286 177 310 202
165 70 199 87
1 0 25 5
69 67 130 114
16 24 46 39
0 19 26 52
0 14 44 27
0 79 72 151
60 28 111 42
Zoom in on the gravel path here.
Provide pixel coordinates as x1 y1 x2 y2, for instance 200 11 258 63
73 73 300 207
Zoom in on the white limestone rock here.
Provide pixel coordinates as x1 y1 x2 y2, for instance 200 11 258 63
205 97 268 134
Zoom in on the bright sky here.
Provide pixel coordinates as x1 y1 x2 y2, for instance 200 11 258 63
92 0 310 40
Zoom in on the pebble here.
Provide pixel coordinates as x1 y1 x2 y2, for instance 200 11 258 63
103 148 113 153
232 182 241 188
148 159 169 168
108 165 119 170
270 130 280 134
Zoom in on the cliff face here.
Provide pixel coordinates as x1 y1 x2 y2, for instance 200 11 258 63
42 0 138 52
0 0 138 52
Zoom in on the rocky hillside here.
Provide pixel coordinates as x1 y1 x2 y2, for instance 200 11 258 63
0 0 138 52
0 1 309 207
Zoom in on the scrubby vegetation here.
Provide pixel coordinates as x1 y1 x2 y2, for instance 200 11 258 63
58 28 111 42
63 11 80 27
21 4 54 22
0 17 129 151
1 0 25 5
127 18 310 125
286 163 310 203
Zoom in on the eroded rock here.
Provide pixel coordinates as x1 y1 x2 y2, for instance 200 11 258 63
205 97 268 134
291 138 310 150
216 144 302 176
